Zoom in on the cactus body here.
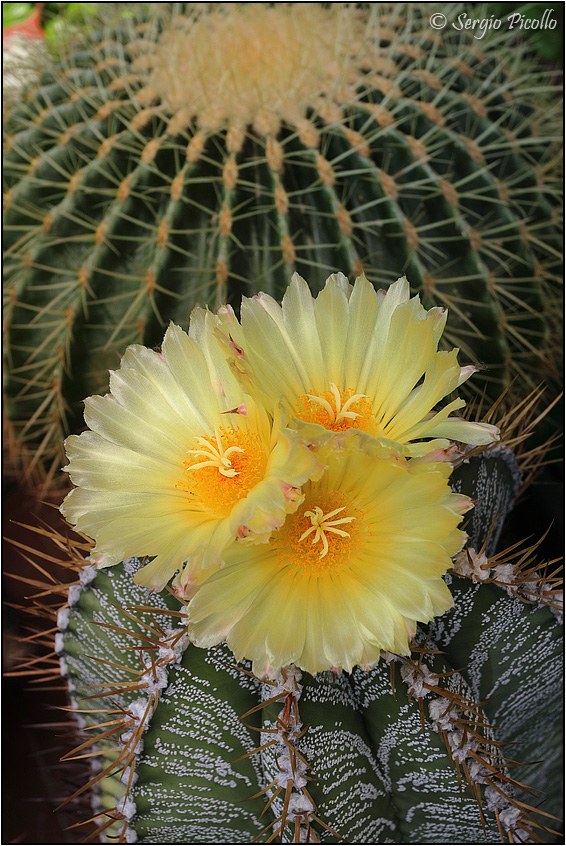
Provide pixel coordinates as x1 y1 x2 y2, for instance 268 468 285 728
3 3 562 473
60 561 562 844
53 451 562 844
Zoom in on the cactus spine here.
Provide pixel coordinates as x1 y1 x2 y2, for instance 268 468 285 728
3 3 562 477
10 449 560 844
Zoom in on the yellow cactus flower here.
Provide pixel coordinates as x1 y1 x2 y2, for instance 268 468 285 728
217 273 500 456
60 311 319 593
186 442 472 677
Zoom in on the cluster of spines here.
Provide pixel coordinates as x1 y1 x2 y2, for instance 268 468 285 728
4 386 560 843
6 500 562 844
400 648 562 843
4 520 101 840
455 383 563 493
3 4 562 476
234 668 336 844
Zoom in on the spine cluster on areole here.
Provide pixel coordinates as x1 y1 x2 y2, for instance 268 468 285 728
7 528 563 844
55 559 192 843
254 665 339 843
388 647 558 843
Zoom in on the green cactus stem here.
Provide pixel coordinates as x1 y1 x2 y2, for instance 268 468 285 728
8 447 557 844
3 3 562 476
54 556 562 843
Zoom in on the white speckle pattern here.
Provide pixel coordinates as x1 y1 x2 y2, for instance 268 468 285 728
429 575 563 820
257 667 319 840
57 556 561 843
58 558 193 842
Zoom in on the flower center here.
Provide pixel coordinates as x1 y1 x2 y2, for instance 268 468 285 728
273 491 365 577
295 382 374 433
299 506 355 559
186 426 244 477
177 426 267 516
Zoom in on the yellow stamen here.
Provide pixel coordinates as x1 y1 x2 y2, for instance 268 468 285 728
273 491 365 577
296 383 374 433
186 426 244 477
298 505 355 559
307 382 369 426
178 427 267 516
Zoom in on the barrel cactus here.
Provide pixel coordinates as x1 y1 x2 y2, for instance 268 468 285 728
3 2 562 477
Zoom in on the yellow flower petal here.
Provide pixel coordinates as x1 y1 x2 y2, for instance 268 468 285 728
216 273 499 451
61 319 320 592
186 443 467 676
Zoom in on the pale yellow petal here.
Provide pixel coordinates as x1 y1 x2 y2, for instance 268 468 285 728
399 397 466 443
368 302 436 426
186 447 466 676
313 273 351 382
63 431 181 492
281 272 326 385
240 289 307 401
187 546 275 647
161 322 229 428
218 271 498 451
83 394 186 463
343 273 380 391
108 364 196 446
425 417 501 445
116 342 208 435
188 307 245 410
382 349 460 439
62 318 316 590
362 275 412 385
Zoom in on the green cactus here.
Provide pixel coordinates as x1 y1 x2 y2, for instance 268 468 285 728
3 2 562 477
29 449 558 843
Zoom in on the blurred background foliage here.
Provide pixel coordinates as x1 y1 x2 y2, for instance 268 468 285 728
3 2 143 43
491 2 563 64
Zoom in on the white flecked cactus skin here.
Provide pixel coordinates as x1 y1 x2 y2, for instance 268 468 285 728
52 451 562 844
